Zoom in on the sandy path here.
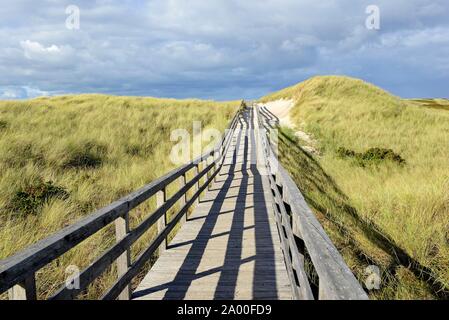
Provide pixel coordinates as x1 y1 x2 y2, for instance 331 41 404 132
258 99 319 155
259 99 295 127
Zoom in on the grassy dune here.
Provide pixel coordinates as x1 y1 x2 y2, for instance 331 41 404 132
261 76 449 299
0 94 238 298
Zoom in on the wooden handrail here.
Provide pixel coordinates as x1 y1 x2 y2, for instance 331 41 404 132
0 105 243 300
254 104 369 300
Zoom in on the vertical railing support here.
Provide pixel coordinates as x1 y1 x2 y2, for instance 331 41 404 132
180 173 188 223
206 157 213 191
214 149 221 183
194 164 200 205
8 274 37 300
115 211 131 300
157 188 167 255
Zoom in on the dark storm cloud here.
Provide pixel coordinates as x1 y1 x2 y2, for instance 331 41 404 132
0 0 448 99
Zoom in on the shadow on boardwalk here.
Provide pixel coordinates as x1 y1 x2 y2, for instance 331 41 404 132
133 110 283 300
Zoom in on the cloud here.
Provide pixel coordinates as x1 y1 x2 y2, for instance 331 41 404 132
21 40 61 58
0 86 49 99
0 0 448 99
0 89 21 99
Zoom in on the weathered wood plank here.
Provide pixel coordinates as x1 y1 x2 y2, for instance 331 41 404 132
133 110 293 300
102 164 221 300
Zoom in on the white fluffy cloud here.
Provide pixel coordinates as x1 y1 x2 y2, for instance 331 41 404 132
20 40 67 60
0 86 49 100
0 0 448 99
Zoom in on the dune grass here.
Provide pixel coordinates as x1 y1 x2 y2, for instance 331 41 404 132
261 76 449 299
0 94 239 299
408 98 449 111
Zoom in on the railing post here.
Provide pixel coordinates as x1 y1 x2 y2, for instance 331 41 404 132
206 157 213 191
180 173 187 223
194 164 200 205
115 211 131 300
8 273 37 300
283 191 302 240
157 188 167 255
214 148 221 182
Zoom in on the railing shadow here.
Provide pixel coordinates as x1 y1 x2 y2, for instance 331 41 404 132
133 109 280 299
248 108 278 299
276 125 449 299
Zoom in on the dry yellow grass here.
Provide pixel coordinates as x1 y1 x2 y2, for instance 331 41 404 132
0 94 239 299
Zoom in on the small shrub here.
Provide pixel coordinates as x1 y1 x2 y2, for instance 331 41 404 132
0 141 45 168
125 144 142 156
337 147 405 166
361 148 406 165
61 141 107 169
0 120 8 130
9 180 69 216
337 147 356 158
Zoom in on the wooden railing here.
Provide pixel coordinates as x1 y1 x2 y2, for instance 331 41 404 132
254 104 369 300
0 104 243 300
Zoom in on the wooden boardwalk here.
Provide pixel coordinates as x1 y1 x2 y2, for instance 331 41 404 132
0 103 368 301
133 110 292 300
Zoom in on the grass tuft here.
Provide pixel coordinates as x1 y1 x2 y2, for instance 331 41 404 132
59 141 107 169
337 147 406 167
0 120 8 130
8 180 68 217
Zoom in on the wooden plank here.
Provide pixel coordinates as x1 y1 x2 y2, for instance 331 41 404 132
133 110 293 300
102 164 221 300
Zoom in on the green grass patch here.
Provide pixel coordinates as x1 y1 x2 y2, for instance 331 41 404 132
59 141 107 169
337 147 406 167
0 120 8 131
9 180 68 217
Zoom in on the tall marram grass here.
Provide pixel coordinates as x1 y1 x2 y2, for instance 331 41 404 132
0 94 239 299
262 76 449 299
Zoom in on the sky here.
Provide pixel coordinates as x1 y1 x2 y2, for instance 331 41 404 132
0 0 448 100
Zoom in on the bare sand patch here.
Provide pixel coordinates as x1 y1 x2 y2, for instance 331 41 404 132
259 99 294 127
258 99 319 155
